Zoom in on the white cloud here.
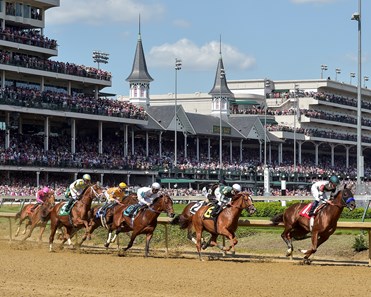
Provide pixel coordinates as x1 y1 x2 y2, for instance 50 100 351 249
46 0 165 25
147 39 255 71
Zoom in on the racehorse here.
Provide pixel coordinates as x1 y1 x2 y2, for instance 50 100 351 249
172 201 199 244
77 193 138 246
15 192 56 242
189 192 256 260
48 182 103 251
270 185 356 264
107 194 175 257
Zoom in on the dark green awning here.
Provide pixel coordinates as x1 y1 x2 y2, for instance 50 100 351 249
260 118 278 125
160 178 195 184
233 100 258 105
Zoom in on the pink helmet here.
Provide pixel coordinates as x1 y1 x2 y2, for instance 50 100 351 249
43 187 50 194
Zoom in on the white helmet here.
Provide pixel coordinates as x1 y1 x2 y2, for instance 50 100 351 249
232 184 242 192
152 182 161 190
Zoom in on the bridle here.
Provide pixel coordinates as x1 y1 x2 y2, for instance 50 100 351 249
230 193 255 212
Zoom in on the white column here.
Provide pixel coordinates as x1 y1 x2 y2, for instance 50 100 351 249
5 112 10 149
98 121 103 154
346 146 350 168
330 144 335 167
146 131 149 157
159 131 163 158
124 125 128 156
71 119 76 154
184 133 187 159
315 143 319 166
240 139 243 162
196 137 200 162
44 117 49 151
229 140 232 163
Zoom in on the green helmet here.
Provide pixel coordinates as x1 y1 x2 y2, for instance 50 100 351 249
329 175 340 185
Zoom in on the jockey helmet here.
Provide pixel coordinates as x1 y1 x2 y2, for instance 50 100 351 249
82 174 91 182
43 186 50 194
232 184 242 193
119 182 127 189
329 175 340 185
152 182 161 190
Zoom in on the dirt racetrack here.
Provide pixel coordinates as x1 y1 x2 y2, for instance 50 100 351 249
0 237 370 297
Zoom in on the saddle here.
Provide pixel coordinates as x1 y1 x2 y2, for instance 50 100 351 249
299 202 325 219
59 201 77 216
123 204 141 218
189 201 204 215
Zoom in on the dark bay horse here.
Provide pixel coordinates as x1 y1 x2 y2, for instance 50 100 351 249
15 192 56 242
108 194 175 257
77 193 138 246
48 183 103 251
190 192 256 260
270 185 356 264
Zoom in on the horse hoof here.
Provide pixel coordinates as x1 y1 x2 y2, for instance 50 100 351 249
303 258 311 265
104 243 110 248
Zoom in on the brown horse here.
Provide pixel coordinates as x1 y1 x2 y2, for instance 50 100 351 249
15 192 56 242
48 182 103 251
190 192 256 260
107 194 175 257
173 201 202 244
77 193 138 246
270 185 356 264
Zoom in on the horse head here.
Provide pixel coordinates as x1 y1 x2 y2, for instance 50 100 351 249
232 192 256 215
87 182 104 201
152 194 175 218
337 185 356 211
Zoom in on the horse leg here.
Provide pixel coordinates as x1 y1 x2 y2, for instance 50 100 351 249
15 217 25 237
38 224 46 243
49 220 58 252
281 226 294 257
22 220 38 242
104 228 114 248
123 230 139 253
144 233 153 257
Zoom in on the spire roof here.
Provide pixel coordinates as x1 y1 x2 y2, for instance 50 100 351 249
208 36 233 97
126 17 153 82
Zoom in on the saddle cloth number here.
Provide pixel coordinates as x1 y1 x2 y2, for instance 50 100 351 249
190 201 203 215
203 206 214 219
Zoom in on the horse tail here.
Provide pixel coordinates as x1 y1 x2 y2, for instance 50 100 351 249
15 210 21 221
178 214 192 230
170 214 180 225
270 213 284 225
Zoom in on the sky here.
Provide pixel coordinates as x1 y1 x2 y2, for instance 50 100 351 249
44 0 371 97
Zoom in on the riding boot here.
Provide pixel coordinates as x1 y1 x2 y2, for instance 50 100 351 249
64 198 74 212
30 203 39 212
308 200 319 217
210 204 220 217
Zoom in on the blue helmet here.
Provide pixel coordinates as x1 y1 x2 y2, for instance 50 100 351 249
329 175 340 185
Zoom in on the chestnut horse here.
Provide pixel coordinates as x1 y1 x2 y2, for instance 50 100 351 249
107 194 175 257
77 193 138 246
48 183 103 251
189 192 256 260
172 201 201 244
15 192 56 242
270 185 356 264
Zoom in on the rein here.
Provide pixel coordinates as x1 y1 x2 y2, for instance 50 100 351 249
79 185 102 206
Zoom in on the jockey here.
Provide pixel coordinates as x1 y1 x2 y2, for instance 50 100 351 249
64 174 91 212
210 183 242 217
30 186 50 212
308 175 340 219
100 182 127 214
137 182 161 207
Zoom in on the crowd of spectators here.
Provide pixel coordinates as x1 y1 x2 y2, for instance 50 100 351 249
0 49 111 81
0 86 147 120
0 26 57 49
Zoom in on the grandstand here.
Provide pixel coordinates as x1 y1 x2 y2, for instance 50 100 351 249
0 2 370 195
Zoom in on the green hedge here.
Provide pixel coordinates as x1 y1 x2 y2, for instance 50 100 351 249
240 201 371 219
